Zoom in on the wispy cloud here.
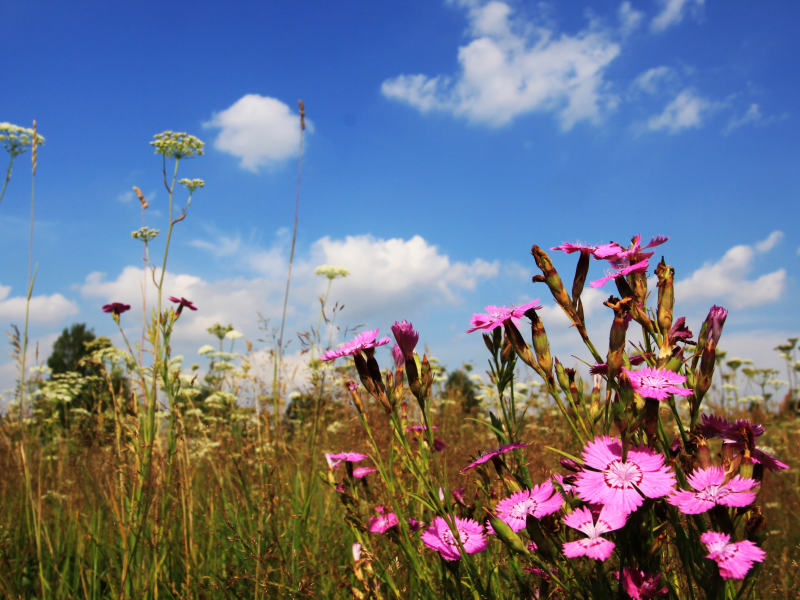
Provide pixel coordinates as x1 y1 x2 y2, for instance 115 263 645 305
650 0 705 33
722 103 787 135
644 88 721 133
382 1 622 129
674 232 786 310
203 94 309 172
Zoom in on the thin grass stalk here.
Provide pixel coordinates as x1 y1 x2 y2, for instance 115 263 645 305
275 100 306 426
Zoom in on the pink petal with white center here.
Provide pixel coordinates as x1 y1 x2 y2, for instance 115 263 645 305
700 531 766 580
562 537 616 560
496 482 564 532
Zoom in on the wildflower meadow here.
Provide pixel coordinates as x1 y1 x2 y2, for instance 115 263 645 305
0 117 798 600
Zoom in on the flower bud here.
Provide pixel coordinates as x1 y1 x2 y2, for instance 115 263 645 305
555 359 571 396
503 320 537 371
526 308 553 375
745 507 767 545
604 297 631 381
571 250 591 308
531 245 588 342
629 270 648 306
560 458 582 473
345 380 364 414
487 511 530 556
655 258 675 336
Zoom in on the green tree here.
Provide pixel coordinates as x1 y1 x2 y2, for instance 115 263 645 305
47 323 96 375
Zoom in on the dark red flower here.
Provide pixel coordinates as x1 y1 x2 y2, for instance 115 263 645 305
169 296 197 312
103 302 131 316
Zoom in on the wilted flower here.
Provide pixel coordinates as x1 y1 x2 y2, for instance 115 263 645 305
495 482 564 532
575 435 676 514
179 178 204 193
314 264 350 280
622 366 693 401
667 466 758 514
169 296 197 315
699 414 789 472
700 531 766 580
620 568 668 599
131 227 160 243
461 440 527 474
466 300 542 333
150 131 204 159
562 504 627 561
102 302 131 316
420 516 488 561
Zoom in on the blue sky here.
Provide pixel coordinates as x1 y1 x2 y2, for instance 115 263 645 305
1 0 798 392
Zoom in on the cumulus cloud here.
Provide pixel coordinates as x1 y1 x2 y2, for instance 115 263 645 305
0 285 80 325
382 1 622 129
644 89 720 133
82 233 499 344
651 0 705 33
674 232 786 310
203 94 308 172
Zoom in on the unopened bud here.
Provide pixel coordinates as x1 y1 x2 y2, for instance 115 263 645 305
655 258 674 336
526 308 553 375
745 507 767 544
504 320 537 370
345 381 364 413
487 511 530 556
560 458 582 473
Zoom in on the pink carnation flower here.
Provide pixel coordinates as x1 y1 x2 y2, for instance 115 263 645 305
466 300 542 333
368 510 399 534
495 482 564 532
589 258 650 289
391 320 419 359
562 504 626 561
460 440 527 474
327 452 368 463
667 466 758 514
621 568 668 599
550 242 598 256
320 329 391 361
701 531 766 580
353 467 377 479
420 516 488 561
622 366 693 401
575 435 676 515
592 242 626 259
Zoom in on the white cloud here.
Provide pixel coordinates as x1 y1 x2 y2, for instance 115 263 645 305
81 233 500 345
382 1 622 129
674 232 787 310
651 0 705 33
755 230 783 253
203 94 308 172
0 285 80 325
630 66 673 95
722 104 787 136
618 2 644 37
645 88 719 133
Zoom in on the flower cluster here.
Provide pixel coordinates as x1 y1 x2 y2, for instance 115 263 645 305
150 131 205 159
314 264 350 280
0 122 45 157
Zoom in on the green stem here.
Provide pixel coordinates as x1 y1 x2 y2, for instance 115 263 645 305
0 153 14 205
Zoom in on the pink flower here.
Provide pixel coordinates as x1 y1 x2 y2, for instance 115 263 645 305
461 440 528 474
326 452 368 463
320 329 391 361
408 517 425 532
353 467 377 479
368 510 399 534
391 320 419 359
575 436 676 515
452 488 467 506
562 504 626 561
103 302 131 316
324 453 342 469
621 568 668 599
622 366 693 401
704 305 728 346
667 466 758 514
700 531 766 580
668 317 694 345
495 482 564 532
406 424 438 433
466 300 542 333
550 242 598 256
420 516 488 561
589 258 650 289
592 242 626 259
433 438 447 452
